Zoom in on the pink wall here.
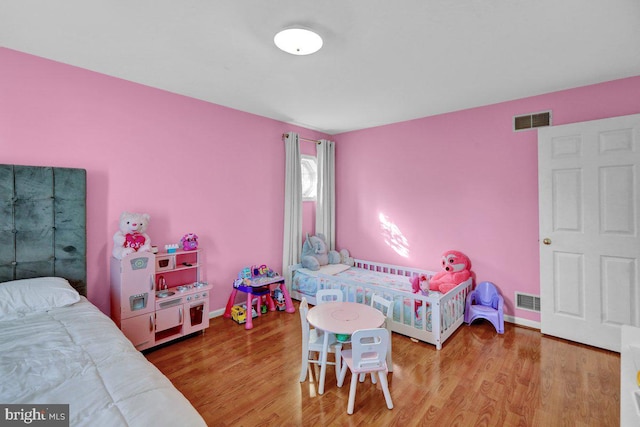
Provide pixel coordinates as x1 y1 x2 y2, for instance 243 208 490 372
334 76 640 323
1 48 329 314
4 46 639 325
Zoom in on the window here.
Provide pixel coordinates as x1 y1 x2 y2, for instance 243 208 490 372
301 155 317 201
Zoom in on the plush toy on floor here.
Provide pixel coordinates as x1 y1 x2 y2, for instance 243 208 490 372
301 233 341 271
112 211 152 259
429 250 472 294
273 288 286 311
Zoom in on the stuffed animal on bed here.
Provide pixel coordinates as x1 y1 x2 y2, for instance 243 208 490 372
429 250 472 294
301 233 341 271
410 273 430 296
339 248 355 267
410 273 430 317
112 211 152 259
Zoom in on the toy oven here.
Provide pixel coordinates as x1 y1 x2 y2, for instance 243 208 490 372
129 292 149 312
123 290 153 319
155 255 175 272
183 296 209 335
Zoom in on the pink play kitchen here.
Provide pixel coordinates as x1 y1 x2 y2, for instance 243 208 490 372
111 249 211 351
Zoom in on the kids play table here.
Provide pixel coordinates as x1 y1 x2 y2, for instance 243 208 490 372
223 275 295 329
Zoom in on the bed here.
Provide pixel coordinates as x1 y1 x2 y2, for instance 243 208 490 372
0 164 206 427
290 259 472 350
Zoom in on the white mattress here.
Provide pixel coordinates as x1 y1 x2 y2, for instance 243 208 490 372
0 297 206 427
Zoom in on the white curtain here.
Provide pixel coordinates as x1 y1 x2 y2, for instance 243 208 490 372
316 139 336 250
282 132 303 288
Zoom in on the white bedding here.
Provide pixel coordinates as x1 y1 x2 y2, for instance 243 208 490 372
295 263 351 276
0 296 206 427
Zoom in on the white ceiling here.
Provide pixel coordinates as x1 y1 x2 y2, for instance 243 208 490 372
1 1 639 135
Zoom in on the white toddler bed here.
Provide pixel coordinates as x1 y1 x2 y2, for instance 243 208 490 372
290 259 472 350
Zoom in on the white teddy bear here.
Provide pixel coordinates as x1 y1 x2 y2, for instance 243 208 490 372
112 212 152 259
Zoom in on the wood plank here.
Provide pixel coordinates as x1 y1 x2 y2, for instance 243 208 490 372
145 302 620 426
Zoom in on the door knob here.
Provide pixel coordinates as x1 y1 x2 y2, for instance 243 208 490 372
543 238 552 245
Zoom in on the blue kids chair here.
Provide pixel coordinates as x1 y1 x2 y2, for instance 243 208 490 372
464 281 504 334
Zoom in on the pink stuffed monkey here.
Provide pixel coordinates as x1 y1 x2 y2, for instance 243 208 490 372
429 250 472 293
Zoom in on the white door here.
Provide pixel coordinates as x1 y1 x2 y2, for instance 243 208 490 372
538 113 640 352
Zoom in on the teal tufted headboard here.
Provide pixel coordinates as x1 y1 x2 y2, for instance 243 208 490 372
0 165 87 296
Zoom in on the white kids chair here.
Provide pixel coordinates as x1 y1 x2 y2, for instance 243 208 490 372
316 288 344 304
370 294 394 372
299 298 342 383
337 328 393 415
316 289 347 344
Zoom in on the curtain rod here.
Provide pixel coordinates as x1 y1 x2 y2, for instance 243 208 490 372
282 133 321 145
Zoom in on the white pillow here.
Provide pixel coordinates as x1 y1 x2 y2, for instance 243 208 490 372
0 277 81 320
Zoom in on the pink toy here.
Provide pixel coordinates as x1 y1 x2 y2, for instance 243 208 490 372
410 273 429 295
180 233 198 251
112 212 152 259
429 250 472 294
410 273 430 316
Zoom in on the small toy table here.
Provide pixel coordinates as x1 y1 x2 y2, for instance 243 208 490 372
223 275 295 329
307 302 386 394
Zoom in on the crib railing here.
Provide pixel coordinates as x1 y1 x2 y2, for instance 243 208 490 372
353 259 432 279
306 260 473 350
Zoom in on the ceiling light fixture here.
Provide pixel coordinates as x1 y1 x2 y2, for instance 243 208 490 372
274 28 323 56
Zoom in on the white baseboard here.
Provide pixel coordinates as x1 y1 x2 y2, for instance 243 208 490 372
209 308 225 318
505 314 540 330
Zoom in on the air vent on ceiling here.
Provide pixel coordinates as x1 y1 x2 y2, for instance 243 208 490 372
513 111 552 132
515 292 541 312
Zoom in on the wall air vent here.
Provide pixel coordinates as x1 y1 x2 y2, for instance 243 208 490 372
515 292 541 312
513 111 552 132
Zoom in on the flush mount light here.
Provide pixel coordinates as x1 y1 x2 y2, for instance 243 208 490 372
274 28 323 55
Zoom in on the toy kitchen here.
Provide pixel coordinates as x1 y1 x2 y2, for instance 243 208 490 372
111 250 212 351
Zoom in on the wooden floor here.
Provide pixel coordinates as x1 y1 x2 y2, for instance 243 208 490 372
145 303 620 427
